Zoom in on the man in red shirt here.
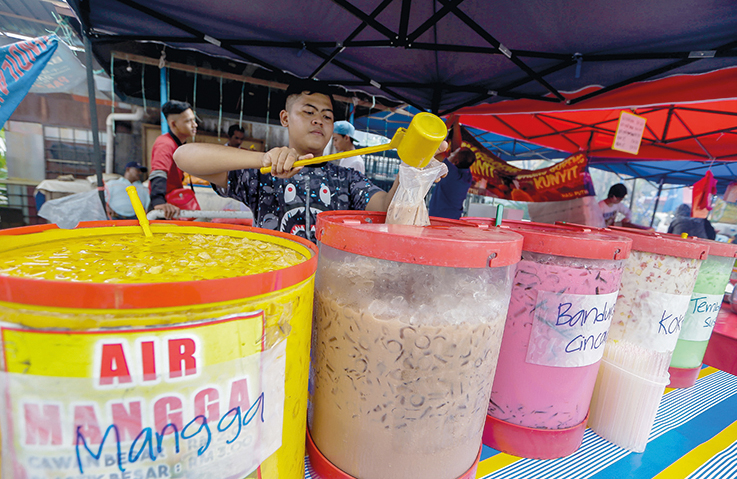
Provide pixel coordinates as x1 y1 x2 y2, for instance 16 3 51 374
148 100 198 219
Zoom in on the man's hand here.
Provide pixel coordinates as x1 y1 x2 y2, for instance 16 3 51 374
263 147 312 178
154 203 180 220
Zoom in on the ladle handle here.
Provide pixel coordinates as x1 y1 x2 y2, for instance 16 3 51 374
259 129 406 174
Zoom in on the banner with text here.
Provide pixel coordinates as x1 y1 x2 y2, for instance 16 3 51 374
459 127 596 202
0 312 285 479
0 34 59 127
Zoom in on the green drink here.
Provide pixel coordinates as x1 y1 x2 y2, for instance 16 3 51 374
670 252 735 372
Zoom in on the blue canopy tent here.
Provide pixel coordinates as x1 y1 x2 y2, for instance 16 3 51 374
67 0 737 199
69 0 737 115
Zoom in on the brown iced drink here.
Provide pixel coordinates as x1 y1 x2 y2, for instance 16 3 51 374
309 246 512 479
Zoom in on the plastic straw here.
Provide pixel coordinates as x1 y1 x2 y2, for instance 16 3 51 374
125 185 153 237
495 204 504 226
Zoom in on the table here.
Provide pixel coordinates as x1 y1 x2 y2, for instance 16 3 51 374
305 366 737 478
704 307 737 376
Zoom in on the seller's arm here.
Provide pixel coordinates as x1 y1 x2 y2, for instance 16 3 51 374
174 143 310 187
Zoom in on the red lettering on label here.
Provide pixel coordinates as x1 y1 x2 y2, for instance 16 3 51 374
99 343 132 385
168 338 196 378
111 401 143 442
154 396 183 435
73 405 102 445
194 388 220 422
140 341 157 381
24 404 62 445
229 378 251 412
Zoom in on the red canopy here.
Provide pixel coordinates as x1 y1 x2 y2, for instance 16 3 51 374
456 68 737 161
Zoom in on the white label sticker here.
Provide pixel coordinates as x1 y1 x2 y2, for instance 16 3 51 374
610 290 693 352
679 293 723 342
526 290 618 367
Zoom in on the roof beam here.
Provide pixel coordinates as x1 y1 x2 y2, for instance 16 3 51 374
331 0 397 41
108 0 283 75
406 0 466 44
309 0 394 79
111 51 395 111
436 0 565 102
568 37 737 105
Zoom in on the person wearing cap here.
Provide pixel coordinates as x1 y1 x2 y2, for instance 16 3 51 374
332 120 365 174
105 161 150 220
149 100 197 219
173 79 448 243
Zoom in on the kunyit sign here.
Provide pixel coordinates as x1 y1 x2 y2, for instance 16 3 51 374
458 126 596 202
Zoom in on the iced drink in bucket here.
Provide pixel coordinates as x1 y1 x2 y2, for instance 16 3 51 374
307 212 522 479
588 228 708 452
466 219 631 459
0 221 318 479
668 237 737 387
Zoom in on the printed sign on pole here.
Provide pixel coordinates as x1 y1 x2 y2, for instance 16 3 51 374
612 111 647 155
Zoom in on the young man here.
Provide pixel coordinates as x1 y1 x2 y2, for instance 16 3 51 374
428 148 476 220
225 125 246 148
598 183 649 229
174 80 445 242
149 100 197 219
106 161 150 220
332 120 365 174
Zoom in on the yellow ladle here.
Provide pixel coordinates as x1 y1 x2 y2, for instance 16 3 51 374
259 111 448 174
126 185 153 237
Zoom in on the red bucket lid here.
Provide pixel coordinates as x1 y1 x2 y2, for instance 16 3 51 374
660 233 737 258
461 217 632 261
607 226 709 260
315 211 523 268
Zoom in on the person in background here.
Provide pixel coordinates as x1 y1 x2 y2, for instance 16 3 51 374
668 203 716 240
225 124 246 148
331 120 366 174
428 147 476 220
598 183 650 229
173 79 447 243
105 161 150 220
149 100 197 219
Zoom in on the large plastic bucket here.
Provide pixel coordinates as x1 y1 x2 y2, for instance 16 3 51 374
0 220 318 479
587 227 708 452
308 211 523 479
668 237 737 387
465 218 632 459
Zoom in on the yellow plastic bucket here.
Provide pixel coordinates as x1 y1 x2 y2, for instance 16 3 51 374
0 220 318 479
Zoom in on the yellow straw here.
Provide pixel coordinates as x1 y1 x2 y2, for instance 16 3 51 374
125 185 153 237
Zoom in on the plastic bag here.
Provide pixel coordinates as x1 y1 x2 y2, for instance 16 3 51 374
38 189 108 229
386 159 448 226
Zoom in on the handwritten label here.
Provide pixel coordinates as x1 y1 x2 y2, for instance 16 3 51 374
616 290 693 352
679 293 723 342
0 312 284 479
526 290 618 367
612 111 647 155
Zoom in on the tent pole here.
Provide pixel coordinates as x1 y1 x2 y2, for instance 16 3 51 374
650 179 664 228
629 178 636 210
160 66 168 134
83 34 106 210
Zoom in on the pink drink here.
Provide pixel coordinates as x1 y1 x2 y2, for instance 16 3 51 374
489 252 623 429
